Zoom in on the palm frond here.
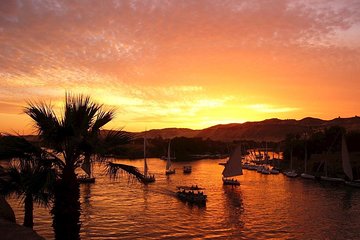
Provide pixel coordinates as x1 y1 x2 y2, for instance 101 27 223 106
0 158 56 206
24 101 60 142
95 130 132 159
106 162 144 182
92 109 115 133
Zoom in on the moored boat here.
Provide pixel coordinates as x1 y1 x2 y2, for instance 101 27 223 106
77 175 95 183
283 170 298 178
77 155 96 184
300 173 316 180
183 165 192 174
142 132 155 183
341 135 360 188
270 168 280 174
165 139 176 175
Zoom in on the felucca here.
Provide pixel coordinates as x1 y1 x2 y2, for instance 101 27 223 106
342 135 360 188
142 133 155 183
222 145 243 186
165 140 175 175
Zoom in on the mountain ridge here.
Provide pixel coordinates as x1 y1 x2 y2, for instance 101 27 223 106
132 116 360 142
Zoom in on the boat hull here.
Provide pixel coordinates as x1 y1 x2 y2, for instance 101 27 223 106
300 173 316 180
222 179 240 186
284 171 298 178
183 166 192 174
77 177 96 184
320 176 345 182
165 169 176 175
176 191 207 205
345 181 360 188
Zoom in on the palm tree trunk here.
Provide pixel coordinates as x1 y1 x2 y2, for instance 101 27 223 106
23 193 33 228
52 165 81 240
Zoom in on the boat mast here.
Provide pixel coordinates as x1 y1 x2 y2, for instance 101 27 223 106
290 146 293 171
304 140 308 173
144 131 148 177
166 140 171 171
342 134 353 181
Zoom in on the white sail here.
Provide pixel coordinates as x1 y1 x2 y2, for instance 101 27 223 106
342 135 353 181
166 140 172 171
222 145 243 178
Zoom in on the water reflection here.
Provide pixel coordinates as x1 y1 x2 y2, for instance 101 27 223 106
222 185 244 229
5 158 360 240
342 189 353 210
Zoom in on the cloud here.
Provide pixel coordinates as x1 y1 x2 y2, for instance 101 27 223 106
247 104 299 113
0 0 360 132
1 0 359 81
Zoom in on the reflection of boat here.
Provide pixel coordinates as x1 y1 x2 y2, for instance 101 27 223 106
78 155 95 183
222 145 243 186
142 134 155 183
176 186 206 205
165 140 175 175
183 165 192 174
342 135 360 188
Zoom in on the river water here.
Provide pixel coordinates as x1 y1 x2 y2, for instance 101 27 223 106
7 158 360 239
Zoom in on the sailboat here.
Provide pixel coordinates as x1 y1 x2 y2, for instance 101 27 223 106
284 147 298 178
165 140 175 175
222 145 243 186
78 155 95 183
142 133 155 183
342 135 360 188
300 140 315 180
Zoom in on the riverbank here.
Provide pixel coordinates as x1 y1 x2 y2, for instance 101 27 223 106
0 196 44 240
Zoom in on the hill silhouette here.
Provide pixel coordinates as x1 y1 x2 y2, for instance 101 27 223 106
135 116 360 142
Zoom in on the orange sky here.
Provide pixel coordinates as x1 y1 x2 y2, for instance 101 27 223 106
0 0 360 134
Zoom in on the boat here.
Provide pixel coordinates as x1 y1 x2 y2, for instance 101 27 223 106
222 145 243 186
261 166 271 175
142 133 155 183
176 186 207 205
256 165 264 173
284 147 298 178
183 165 192 174
165 140 175 175
342 135 360 188
319 134 345 182
284 170 298 178
300 173 316 180
300 140 315 180
78 155 95 183
270 168 280 174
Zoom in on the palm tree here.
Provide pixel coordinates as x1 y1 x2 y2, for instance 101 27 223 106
24 93 132 240
0 136 58 228
0 158 56 228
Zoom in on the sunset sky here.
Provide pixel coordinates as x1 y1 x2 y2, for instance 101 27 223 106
1 0 360 134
